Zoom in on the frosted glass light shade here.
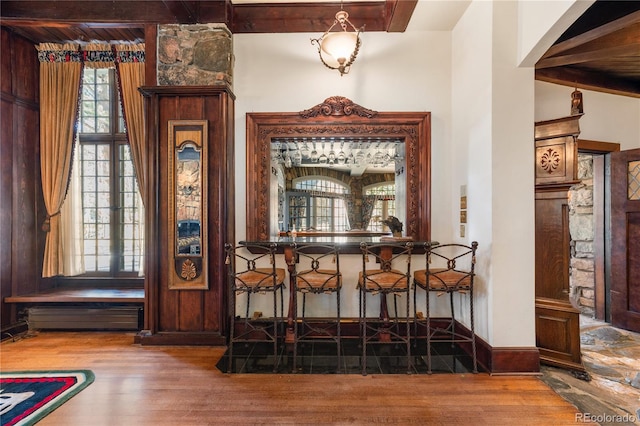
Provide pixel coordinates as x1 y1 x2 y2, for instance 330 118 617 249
320 32 358 67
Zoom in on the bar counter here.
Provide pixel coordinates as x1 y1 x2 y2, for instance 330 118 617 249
241 233 425 255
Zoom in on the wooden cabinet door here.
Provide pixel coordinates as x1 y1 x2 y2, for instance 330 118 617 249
611 148 640 333
534 115 585 374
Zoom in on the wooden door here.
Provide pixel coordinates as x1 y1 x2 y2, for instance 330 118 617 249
611 148 640 333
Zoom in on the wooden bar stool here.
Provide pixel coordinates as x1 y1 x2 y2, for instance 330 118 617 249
291 243 342 373
413 241 479 374
358 241 414 375
225 242 286 373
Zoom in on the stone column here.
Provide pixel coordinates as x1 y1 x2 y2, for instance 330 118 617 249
569 154 595 316
157 24 233 87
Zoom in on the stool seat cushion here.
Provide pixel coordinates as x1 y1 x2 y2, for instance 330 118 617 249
296 270 341 292
235 268 286 291
414 268 472 291
358 270 409 291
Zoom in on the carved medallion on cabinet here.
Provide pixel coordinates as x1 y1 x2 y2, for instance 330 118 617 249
534 115 581 187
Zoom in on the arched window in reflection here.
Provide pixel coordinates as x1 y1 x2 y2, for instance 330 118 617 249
288 177 349 232
365 182 396 232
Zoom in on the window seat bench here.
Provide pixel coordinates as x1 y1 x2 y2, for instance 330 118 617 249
5 287 144 304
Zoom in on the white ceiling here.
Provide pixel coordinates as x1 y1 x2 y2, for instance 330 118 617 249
407 0 471 31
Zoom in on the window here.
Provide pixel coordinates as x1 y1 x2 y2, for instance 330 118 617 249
288 178 349 231
76 68 143 275
365 183 395 231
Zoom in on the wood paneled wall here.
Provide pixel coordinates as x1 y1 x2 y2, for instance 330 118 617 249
0 27 44 329
137 86 235 345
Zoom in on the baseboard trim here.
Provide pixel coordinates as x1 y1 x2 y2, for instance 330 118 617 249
427 318 541 374
490 346 541 374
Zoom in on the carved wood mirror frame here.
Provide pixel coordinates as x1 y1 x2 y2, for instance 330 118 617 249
246 96 431 244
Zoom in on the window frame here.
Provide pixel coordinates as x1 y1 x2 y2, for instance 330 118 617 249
287 177 350 232
75 67 142 278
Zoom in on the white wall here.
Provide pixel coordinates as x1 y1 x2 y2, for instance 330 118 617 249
452 0 538 348
536 81 640 150
452 0 494 343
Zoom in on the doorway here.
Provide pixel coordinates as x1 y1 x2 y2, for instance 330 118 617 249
569 141 620 323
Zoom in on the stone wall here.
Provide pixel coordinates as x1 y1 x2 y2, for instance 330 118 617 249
157 24 233 86
568 153 595 316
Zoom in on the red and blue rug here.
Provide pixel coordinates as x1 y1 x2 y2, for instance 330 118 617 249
0 370 94 426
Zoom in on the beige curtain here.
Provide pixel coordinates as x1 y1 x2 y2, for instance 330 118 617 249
115 43 146 275
37 43 83 278
60 138 85 276
115 43 146 203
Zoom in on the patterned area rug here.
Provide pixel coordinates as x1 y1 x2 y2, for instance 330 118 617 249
0 370 94 426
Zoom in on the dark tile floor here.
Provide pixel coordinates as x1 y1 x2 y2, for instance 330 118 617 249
217 338 480 374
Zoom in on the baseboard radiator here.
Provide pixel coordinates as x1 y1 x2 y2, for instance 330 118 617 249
27 306 141 330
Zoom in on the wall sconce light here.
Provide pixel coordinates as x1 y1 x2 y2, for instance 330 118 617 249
311 9 363 76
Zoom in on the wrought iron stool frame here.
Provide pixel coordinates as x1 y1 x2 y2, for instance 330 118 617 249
413 241 479 374
225 242 286 373
358 241 414 375
291 243 342 373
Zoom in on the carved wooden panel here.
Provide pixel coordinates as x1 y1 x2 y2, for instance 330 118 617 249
167 120 208 290
534 115 580 186
535 136 576 185
535 298 583 370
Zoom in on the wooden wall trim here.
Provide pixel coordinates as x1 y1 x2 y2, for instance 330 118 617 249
592 155 606 320
489 347 541 374
448 319 540 374
577 139 620 153
144 24 157 87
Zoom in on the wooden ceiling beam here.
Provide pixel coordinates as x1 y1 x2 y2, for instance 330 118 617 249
0 1 183 24
536 42 639 69
536 66 640 98
231 2 389 34
540 10 640 60
1 1 406 34
385 0 418 32
161 1 199 24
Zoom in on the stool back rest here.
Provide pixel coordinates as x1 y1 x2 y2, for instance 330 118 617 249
360 241 414 291
224 242 280 289
292 243 341 291
425 241 478 286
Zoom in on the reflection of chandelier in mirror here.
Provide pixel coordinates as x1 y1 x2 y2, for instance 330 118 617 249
271 137 404 176
311 9 363 76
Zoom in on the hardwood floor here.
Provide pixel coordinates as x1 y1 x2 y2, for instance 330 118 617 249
1 332 581 425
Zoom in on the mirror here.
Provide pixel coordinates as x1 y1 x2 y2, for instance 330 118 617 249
246 96 431 246
176 144 202 255
168 120 208 289
271 138 403 233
